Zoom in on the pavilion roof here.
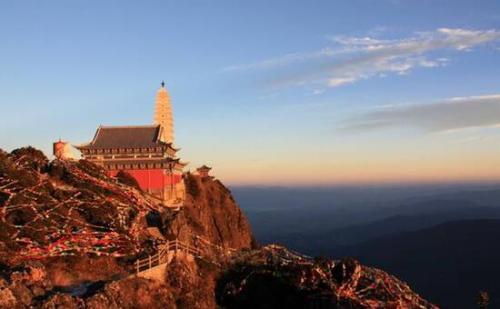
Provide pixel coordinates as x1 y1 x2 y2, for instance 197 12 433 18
197 165 212 171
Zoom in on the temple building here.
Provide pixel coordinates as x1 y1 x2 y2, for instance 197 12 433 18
76 83 186 206
196 165 212 178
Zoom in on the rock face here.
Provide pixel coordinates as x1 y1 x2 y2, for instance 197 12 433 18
0 147 437 308
217 245 438 309
0 146 159 266
167 173 255 250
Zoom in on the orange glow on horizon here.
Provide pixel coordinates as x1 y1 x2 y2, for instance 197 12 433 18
199 150 500 186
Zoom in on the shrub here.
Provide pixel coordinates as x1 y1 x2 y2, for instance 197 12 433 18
11 147 48 172
184 172 201 198
47 161 68 179
76 160 107 179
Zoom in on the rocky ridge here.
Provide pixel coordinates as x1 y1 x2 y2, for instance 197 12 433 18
0 147 437 308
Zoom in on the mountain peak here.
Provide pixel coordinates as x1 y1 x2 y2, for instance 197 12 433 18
0 147 436 308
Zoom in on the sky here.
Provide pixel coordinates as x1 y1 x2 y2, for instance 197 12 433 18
1 0 500 186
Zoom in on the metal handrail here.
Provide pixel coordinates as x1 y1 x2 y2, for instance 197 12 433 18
134 237 231 274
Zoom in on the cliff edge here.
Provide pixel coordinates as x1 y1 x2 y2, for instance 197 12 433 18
0 147 436 308
167 173 255 250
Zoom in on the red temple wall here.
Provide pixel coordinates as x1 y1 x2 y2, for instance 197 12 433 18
108 169 182 191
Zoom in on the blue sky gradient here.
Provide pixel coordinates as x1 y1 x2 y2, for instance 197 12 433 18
1 1 500 185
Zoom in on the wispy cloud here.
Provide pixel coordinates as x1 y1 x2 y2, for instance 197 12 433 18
341 94 500 133
225 28 500 89
223 48 337 72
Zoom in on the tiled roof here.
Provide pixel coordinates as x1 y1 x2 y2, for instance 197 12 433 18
78 125 166 149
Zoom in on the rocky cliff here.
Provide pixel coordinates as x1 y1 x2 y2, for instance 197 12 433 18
0 147 436 308
167 173 255 250
217 245 438 308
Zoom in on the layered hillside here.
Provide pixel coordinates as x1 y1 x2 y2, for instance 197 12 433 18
0 147 436 308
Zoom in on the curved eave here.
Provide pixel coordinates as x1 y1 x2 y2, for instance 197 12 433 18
74 143 92 150
169 158 188 167
163 142 179 151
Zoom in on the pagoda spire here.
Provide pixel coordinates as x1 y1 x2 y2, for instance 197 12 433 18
154 82 174 144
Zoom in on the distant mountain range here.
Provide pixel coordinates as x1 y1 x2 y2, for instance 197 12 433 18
234 185 500 243
276 202 500 256
234 186 500 308
351 219 500 309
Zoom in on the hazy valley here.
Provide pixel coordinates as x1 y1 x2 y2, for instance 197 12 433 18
234 185 500 308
